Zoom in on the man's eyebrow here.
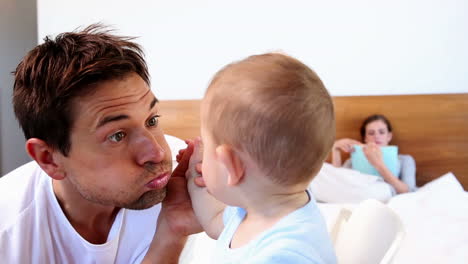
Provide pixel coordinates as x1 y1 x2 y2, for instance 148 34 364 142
149 97 158 110
96 97 158 129
96 114 129 129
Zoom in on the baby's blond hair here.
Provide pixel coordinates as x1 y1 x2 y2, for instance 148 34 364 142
203 53 335 186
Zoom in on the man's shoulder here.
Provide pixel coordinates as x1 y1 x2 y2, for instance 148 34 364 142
0 161 46 232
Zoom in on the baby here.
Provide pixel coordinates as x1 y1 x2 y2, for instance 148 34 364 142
184 53 337 263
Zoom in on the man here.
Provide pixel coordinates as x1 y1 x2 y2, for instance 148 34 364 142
0 24 200 263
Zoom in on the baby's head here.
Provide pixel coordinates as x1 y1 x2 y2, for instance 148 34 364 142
201 53 335 188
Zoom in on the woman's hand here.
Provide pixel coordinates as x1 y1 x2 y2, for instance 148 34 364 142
362 142 385 168
331 138 362 167
333 138 362 153
363 142 410 194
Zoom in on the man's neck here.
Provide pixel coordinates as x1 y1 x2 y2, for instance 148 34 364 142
52 179 120 244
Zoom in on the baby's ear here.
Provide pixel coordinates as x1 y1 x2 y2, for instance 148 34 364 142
25 138 66 180
216 144 245 186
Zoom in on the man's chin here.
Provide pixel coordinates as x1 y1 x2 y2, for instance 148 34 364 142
124 188 167 210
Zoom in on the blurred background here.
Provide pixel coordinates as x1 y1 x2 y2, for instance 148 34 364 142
1 0 467 174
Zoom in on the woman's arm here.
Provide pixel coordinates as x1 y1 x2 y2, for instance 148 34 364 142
374 163 410 193
331 139 362 167
399 155 416 191
331 147 342 167
363 143 410 193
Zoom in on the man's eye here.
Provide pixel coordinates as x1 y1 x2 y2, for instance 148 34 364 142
108 131 126 142
147 115 160 127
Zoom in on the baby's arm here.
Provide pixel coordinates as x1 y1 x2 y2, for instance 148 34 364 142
185 139 225 239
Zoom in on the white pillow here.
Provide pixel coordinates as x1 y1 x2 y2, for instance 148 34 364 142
309 163 393 203
164 134 187 169
386 173 468 264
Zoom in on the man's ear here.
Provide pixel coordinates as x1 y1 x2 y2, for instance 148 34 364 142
215 144 245 186
25 138 66 180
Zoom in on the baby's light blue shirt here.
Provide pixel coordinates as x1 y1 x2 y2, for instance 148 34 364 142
212 191 337 264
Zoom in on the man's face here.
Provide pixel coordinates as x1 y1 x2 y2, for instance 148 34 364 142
57 73 172 210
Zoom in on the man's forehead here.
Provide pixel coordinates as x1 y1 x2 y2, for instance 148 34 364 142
69 74 158 127
80 73 150 103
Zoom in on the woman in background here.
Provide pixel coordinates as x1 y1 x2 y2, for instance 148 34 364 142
331 114 416 194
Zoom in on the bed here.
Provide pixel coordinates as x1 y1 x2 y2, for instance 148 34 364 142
159 93 468 264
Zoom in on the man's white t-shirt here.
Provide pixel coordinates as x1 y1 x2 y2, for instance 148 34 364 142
0 161 160 263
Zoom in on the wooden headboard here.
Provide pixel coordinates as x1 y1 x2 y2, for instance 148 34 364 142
159 93 468 190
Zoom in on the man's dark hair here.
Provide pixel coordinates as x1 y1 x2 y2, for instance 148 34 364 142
13 24 149 156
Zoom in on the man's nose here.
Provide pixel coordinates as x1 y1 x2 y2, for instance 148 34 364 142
132 131 166 166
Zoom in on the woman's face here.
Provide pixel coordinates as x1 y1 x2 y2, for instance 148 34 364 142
364 120 392 146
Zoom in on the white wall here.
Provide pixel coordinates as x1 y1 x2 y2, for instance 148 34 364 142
0 0 36 175
38 0 468 99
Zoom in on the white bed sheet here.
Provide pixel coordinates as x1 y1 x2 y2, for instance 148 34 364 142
317 173 468 264
180 173 468 264
309 163 394 203
388 173 468 263
165 136 468 264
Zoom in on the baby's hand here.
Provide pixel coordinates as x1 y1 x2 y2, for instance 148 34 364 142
176 139 193 163
194 163 205 187
186 137 205 187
